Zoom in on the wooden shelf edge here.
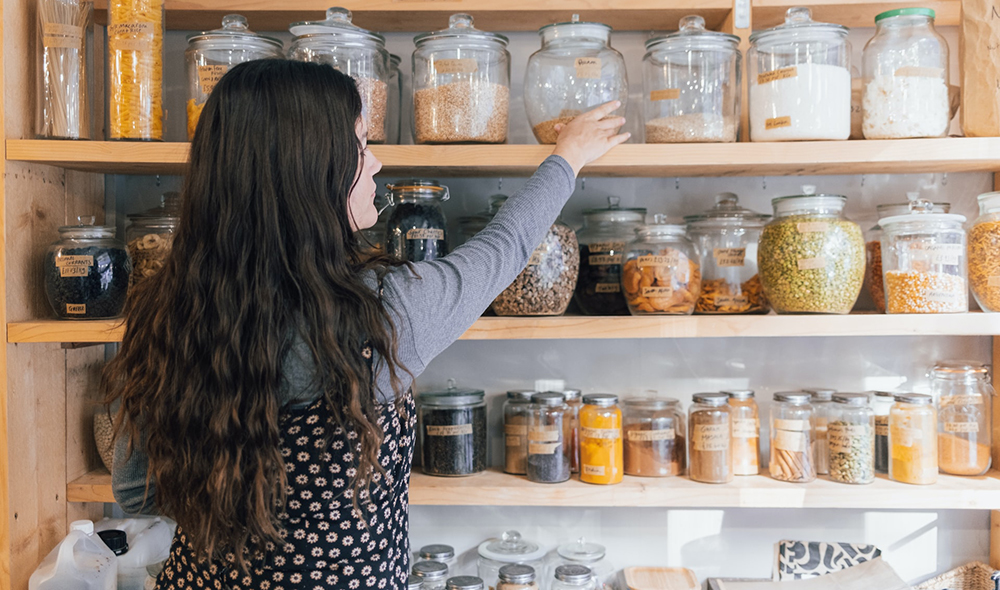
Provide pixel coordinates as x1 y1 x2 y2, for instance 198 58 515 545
8 319 125 344
67 468 115 504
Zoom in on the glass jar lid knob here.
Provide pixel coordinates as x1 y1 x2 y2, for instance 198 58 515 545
679 15 706 32
907 191 935 214
801 185 817 196
449 13 475 28
785 6 814 24
221 14 249 30
571 13 580 23
325 6 354 24
607 196 621 209
652 213 668 224
77 215 96 226
716 192 738 207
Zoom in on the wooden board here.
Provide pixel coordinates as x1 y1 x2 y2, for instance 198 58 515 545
753 0 960 28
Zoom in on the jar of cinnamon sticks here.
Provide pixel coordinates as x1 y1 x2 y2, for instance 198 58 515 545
769 392 816 483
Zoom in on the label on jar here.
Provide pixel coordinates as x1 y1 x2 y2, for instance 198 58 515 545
940 394 984 406
757 66 797 85
775 419 808 432
989 276 1000 288
595 283 620 293
627 428 675 442
56 255 94 277
765 116 792 130
580 427 620 440
891 426 924 447
875 415 889 437
774 430 806 452
529 442 561 455
434 58 479 74
641 286 673 298
43 23 83 49
797 222 830 233
108 22 155 52
197 65 230 95
528 429 561 442
828 423 869 454
582 464 606 476
693 424 729 451
797 257 827 270
406 228 445 241
527 248 545 266
925 243 963 266
638 253 680 267
732 418 758 439
713 248 746 267
504 424 528 436
715 294 749 307
426 424 472 437
650 88 681 101
574 57 602 79
944 422 980 433
505 435 522 447
589 241 625 253
66 303 86 315
589 254 621 266
924 290 963 304
894 66 945 78
814 417 828 433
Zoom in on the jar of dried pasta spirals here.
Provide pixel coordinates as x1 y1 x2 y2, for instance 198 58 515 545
125 192 180 288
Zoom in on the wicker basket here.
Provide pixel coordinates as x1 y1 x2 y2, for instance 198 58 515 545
914 562 999 590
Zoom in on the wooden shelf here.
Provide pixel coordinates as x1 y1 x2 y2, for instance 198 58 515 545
753 0 960 28
67 468 115 504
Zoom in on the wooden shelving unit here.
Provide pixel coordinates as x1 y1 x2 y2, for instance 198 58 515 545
753 0 960 28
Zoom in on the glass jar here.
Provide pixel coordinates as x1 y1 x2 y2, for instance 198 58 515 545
417 382 487 476
642 16 741 143
497 565 538 590
413 561 450 590
769 392 816 483
125 191 181 288
563 389 583 473
758 186 865 314
579 394 623 485
889 393 938 485
388 53 402 144
574 197 646 316
449 577 486 590
36 0 92 138
725 390 759 476
504 390 535 475
288 7 389 143
552 565 596 590
527 393 571 483
862 8 949 139
184 15 283 140
524 15 628 144
45 218 131 320
386 180 450 262
410 575 425 590
359 218 387 255
412 14 510 144
931 361 993 476
685 193 770 314
622 214 702 316
804 388 835 475
478 531 546 590
417 544 458 572
688 392 732 484
553 539 613 590
879 200 968 314
828 393 875 485
748 7 851 141
108 0 164 140
968 192 1000 312
872 391 895 473
622 398 685 477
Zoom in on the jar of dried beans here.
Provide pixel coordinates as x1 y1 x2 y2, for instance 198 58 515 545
574 197 646 316
622 215 701 315
969 192 1000 312
622 398 686 477
889 393 937 485
527 392 571 483
579 394 623 485
804 388 835 475
503 390 535 475
125 191 180 288
725 390 759 475
769 392 815 483
828 393 875 485
688 392 732 484
930 361 993 476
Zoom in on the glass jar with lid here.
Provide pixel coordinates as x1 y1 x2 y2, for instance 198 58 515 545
527 392 571 483
288 7 389 143
889 393 938 485
862 8 949 139
185 15 283 140
748 7 851 141
388 54 403 144
574 197 646 316
769 392 816 483
622 398 685 477
879 198 967 314
45 217 131 320
478 531 547 590
725 390 759 475
688 392 732 484
126 191 181 288
107 0 164 140
448 577 486 590
417 544 458 572
758 186 865 314
804 388 835 475
967 192 1000 312
386 180 450 262
642 15 741 143
524 15 628 144
417 381 487 476
552 565 596 590
579 394 623 485
409 575 425 590
504 390 535 475
550 539 613 590
828 393 875 485
413 560 450 590
622 214 702 315
685 193 770 314
497 565 538 590
413 14 510 144
36 0 91 139
872 391 895 473
931 361 993 476
563 388 583 473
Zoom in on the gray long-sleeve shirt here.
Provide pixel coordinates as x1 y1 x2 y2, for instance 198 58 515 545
113 155 576 514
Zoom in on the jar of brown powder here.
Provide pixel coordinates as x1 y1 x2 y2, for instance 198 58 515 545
623 398 686 477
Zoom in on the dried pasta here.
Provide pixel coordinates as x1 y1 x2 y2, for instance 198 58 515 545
108 0 163 140
37 0 92 138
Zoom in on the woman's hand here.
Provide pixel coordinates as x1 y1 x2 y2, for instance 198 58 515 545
551 101 630 177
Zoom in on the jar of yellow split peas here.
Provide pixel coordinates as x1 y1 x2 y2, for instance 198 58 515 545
579 394 623 485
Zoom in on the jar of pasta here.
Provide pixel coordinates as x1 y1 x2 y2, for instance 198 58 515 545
503 390 535 475
574 197 646 316
725 390 759 475
108 0 164 140
528 392 571 484
930 361 993 476
889 393 937 485
36 0 92 139
872 390 895 473
622 214 701 315
125 191 180 288
579 394 623 485
622 398 685 477
688 392 732 484
804 388 835 475
828 393 875 485
769 392 815 483
968 192 1000 312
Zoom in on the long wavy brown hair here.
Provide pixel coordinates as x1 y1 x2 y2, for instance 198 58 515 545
103 59 407 570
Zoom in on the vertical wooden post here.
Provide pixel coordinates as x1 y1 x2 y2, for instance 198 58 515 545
721 0 752 142
992 511 1000 569
0 0 9 585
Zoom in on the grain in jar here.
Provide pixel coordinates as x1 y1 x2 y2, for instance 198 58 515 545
125 192 180 288
889 393 937 485
574 197 646 316
414 560 450 590
828 393 875 485
417 382 487 477
622 214 701 315
725 390 759 475
688 393 732 484
931 362 993 476
968 192 1000 312
503 390 535 475
769 392 816 483
527 393 571 483
579 394 623 485
804 388 835 475
497 565 538 590
872 390 895 473
622 398 686 477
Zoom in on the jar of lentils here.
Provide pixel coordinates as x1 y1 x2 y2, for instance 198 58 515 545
828 393 875 485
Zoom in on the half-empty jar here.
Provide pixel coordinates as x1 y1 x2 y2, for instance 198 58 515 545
622 397 686 477
770 392 816 483
889 393 938 485
688 392 732 484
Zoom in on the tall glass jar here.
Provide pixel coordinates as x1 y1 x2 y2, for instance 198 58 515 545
642 16 741 143
478 531 546 590
769 392 815 483
412 14 510 144
758 186 865 314
622 215 702 316
688 392 732 484
828 393 875 485
417 382 487 477
968 192 1000 312
931 362 993 476
108 0 164 140
622 398 686 477
748 7 851 141
552 565 596 590
889 393 937 485
579 394 623 485
413 560 450 590
386 180 450 262
524 15 628 144
563 389 582 473
862 8 949 139
289 7 389 143
725 390 759 475
125 191 180 288
527 392 571 483
685 193 770 314
45 219 131 320
804 388 835 475
388 53 402 144
504 390 535 475
36 0 92 139
872 391 895 473
574 197 646 316
497 565 538 590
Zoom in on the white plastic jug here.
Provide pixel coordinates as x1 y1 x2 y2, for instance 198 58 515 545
95 517 174 590
29 520 117 590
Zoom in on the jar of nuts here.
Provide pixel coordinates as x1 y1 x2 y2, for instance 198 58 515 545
574 196 646 316
126 192 180 288
621 214 701 315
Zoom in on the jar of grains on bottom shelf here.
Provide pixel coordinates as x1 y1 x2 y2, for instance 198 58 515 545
770 392 816 483
889 393 938 485
688 393 732 484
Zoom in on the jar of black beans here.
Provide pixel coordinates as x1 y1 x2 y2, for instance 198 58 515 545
418 381 487 477
527 392 570 483
574 197 646 315
386 180 450 263
44 218 131 320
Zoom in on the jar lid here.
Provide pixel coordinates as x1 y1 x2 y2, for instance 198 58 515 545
638 213 687 237
412 560 449 581
289 7 386 47
833 393 869 406
875 201 950 219
446 576 485 590
128 192 182 222
684 193 770 228
774 391 812 404
187 14 283 51
532 392 566 406
623 397 680 410
563 389 582 400
582 393 618 407
507 389 537 402
58 216 115 239
894 393 933 405
978 191 1000 213
749 7 849 47
387 180 450 202
419 544 456 560
539 14 612 44
390 53 402 69
419 380 485 406
70 520 95 534
930 360 989 380
408 575 425 590
645 15 740 52
583 196 646 223
875 7 935 22
555 564 593 584
724 389 755 400
414 13 509 48
879 212 966 227
478 531 546 563
872 390 896 399
772 185 846 215
803 388 835 401
499 564 536 584
692 392 728 406
557 538 607 563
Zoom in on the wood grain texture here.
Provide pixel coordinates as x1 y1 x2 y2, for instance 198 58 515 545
0 0 9 584
993 510 1000 569
753 0 959 28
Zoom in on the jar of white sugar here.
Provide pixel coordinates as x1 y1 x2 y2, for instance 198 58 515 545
748 7 851 142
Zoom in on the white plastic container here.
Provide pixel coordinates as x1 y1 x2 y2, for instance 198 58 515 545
95 517 174 590
29 520 117 590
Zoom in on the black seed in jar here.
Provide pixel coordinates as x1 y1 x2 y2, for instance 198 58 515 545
527 444 570 483
421 405 487 476
387 202 448 263
574 243 629 315
45 247 131 319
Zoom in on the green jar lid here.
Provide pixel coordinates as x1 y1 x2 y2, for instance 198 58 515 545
875 8 935 22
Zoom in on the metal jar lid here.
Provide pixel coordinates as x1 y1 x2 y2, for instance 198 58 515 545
692 392 729 406
554 564 593 585
446 576 485 590
833 393 869 406
563 389 582 401
507 390 537 402
894 393 933 405
723 389 755 400
418 381 485 407
532 392 566 406
414 13 509 48
623 397 680 411
186 14 283 53
498 564 536 584
803 388 835 402
582 393 618 407
875 7 935 22
412 560 449 582
419 544 456 560
774 392 812 404
408 575 424 590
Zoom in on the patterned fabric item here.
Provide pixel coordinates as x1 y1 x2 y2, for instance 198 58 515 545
774 540 882 581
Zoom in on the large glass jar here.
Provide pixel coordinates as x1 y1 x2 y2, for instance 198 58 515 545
552 565 597 590
45 218 131 320
748 7 851 141
108 0 164 140
828 393 875 485
524 15 628 144
125 191 180 288
386 180 450 262
527 392 571 483
622 215 701 315
968 192 1000 312
36 0 92 138
725 390 759 476
289 7 389 143
412 14 510 144
504 390 535 475
417 382 487 477
413 560 450 590
688 392 732 484
642 16 741 143
574 197 646 316
872 390 895 473
478 531 546 590
185 15 283 140
862 8 949 139
879 200 967 314
804 388 835 475
769 392 815 483
622 398 685 477
758 186 865 314
388 53 402 144
497 565 538 590
579 394 623 485
931 362 993 476
685 193 770 314
889 393 937 485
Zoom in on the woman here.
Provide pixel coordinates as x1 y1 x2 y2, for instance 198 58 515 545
105 59 627 589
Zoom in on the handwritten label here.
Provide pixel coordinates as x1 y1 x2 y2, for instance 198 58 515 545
43 23 83 49
925 290 963 304
109 22 155 52
895 66 945 78
580 427 620 440
692 424 729 451
940 394 984 406
426 424 473 436
925 243 963 266
574 57 602 79
638 253 679 267
406 228 445 241
765 116 792 130
505 435 522 447
713 248 746 267
627 428 675 442
595 283 620 293
733 418 758 439
775 419 807 431
757 66 797 85
875 415 889 437
797 257 827 270
945 422 980 433
774 429 806 452
891 426 924 447
797 222 830 233
589 254 621 266
504 424 527 436
582 464 605 476
828 423 869 454
111 38 152 51
197 65 229 95
588 241 625 253
650 88 681 101
529 442 561 455
527 248 545 266
434 58 478 74
641 286 673 298
528 429 560 442
715 294 749 307
56 255 94 277
66 303 86 314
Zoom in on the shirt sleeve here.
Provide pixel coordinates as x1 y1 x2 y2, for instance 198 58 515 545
112 428 161 515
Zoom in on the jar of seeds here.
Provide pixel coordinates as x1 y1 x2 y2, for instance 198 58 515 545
769 392 815 483
804 388 835 475
45 218 131 320
828 393 875 485
527 392 571 483
126 191 180 288
386 180 450 262
418 381 487 477
504 390 535 475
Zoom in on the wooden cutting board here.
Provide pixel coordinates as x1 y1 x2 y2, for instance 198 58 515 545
624 566 699 590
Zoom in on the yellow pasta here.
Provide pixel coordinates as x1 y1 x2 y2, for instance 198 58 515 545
186 99 204 140
108 0 163 140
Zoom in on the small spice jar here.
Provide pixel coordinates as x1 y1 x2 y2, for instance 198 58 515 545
417 381 487 477
725 390 759 476
551 565 596 590
688 393 732 484
967 192 1000 312
563 389 583 473
579 394 624 485
125 191 181 288
828 393 875 485
386 180 450 262
413 560 450 590
622 398 686 477
872 390 895 473
804 388 835 475
477 531 546 590
574 197 646 316
889 393 938 485
497 565 538 590
448 577 486 590
504 390 535 475
931 361 993 476
527 392 571 484
769 392 816 483
45 218 131 320
554 539 614 589
410 575 426 590
417 544 458 572
622 214 702 315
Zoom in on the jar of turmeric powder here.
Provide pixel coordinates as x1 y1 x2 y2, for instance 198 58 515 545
579 394 623 485
889 393 938 485
725 390 759 475
931 361 993 476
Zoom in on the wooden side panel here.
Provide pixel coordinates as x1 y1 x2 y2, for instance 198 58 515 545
0 0 9 584
992 510 1000 569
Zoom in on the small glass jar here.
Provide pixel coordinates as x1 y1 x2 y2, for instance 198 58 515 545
889 393 938 485
862 8 950 139
107 0 164 140
552 565 596 590
412 14 510 144
748 7 851 141
758 186 865 314
769 392 816 483
804 388 835 475
622 214 702 316
931 361 993 476
688 392 732 484
497 565 538 590
417 382 487 476
45 218 131 320
388 53 403 144
417 544 458 572
685 193 770 314
622 398 685 477
478 531 546 590
872 391 895 473
386 180 450 262
579 394 623 485
524 15 628 144
527 392 571 484
413 561 450 590
448 577 486 590
725 390 759 476
36 0 92 138
879 199 968 314
289 7 389 143
642 16 741 143
410 575 426 590
504 390 535 475
967 192 1000 312
185 15 283 140
552 539 613 590
828 393 875 485
574 197 646 316
125 191 181 288
563 389 583 473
